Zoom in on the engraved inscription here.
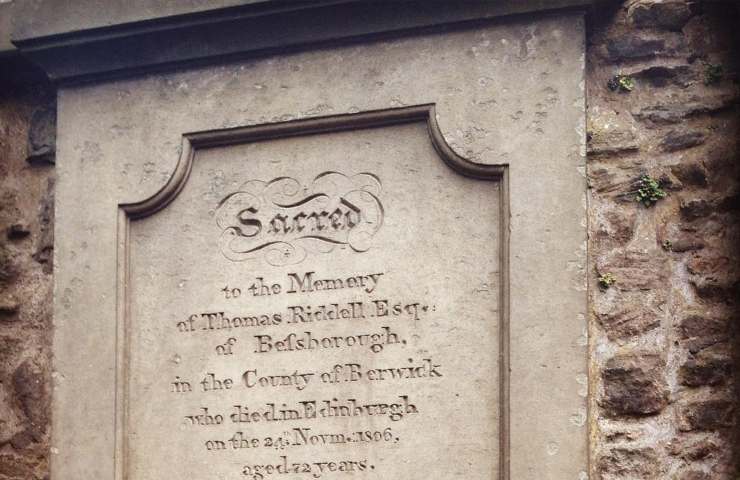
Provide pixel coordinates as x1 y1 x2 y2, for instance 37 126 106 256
127 119 501 480
216 172 384 266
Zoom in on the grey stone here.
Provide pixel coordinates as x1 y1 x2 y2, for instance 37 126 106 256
606 34 667 60
26 106 56 165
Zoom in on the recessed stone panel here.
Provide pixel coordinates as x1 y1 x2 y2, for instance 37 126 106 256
128 118 502 479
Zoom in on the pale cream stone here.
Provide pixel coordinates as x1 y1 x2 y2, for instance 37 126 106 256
52 14 587 480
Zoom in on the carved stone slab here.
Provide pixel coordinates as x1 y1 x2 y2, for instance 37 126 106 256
51 14 587 480
126 107 503 479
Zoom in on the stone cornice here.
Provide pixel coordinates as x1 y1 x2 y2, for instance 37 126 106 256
9 0 593 84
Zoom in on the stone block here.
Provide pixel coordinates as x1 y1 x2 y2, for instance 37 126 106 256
660 129 707 152
26 105 56 166
601 353 668 416
11 360 49 436
597 446 660 479
587 110 639 155
680 198 712 220
593 209 637 247
679 399 735 431
596 250 669 291
0 244 17 284
677 313 729 354
627 63 694 88
667 434 719 461
679 343 733 387
671 162 708 187
0 292 20 320
686 252 739 299
595 294 661 339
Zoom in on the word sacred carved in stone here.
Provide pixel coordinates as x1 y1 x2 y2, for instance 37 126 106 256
216 171 384 266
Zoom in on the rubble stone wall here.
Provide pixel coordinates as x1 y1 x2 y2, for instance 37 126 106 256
0 81 55 480
587 1 739 478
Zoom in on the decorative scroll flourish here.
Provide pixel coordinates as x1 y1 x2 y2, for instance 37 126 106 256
215 172 384 266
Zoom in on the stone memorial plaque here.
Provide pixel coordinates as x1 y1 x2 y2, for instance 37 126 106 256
126 111 503 479
51 11 587 480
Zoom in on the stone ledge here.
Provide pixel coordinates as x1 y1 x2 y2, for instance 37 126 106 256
9 0 593 83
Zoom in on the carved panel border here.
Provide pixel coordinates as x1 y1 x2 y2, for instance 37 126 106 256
115 104 510 479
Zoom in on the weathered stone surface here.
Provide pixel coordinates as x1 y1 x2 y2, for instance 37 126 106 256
667 434 719 461
680 198 711 220
605 33 669 60
0 335 23 367
602 427 641 443
601 353 668 416
0 81 55 478
6 222 31 240
589 166 636 198
593 209 637 247
632 94 738 124
596 250 668 291
0 453 38 480
588 110 639 155
0 384 25 446
627 63 694 87
595 297 661 338
679 399 735 431
679 351 732 387
49 15 589 480
627 0 693 30
657 170 682 191
597 446 660 479
660 129 706 152
0 292 20 319
12 360 49 436
677 313 729 354
686 253 738 299
668 230 705 252
32 178 54 273
0 244 18 284
683 5 740 57
676 470 712 480
671 162 708 187
715 193 740 215
0 1 737 479
26 105 56 165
